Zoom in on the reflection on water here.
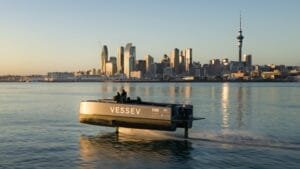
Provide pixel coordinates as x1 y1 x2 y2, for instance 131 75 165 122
144 85 151 96
236 85 252 129
79 128 300 169
79 131 193 169
184 83 192 99
168 83 175 97
220 83 253 129
0 82 299 169
166 83 192 104
237 86 244 128
221 83 230 129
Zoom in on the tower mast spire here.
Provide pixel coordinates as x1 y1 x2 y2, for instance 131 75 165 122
237 11 244 63
239 11 242 31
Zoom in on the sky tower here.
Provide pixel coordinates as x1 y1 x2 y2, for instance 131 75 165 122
237 13 244 63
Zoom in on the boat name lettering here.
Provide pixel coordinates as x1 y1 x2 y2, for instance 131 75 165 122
109 106 141 115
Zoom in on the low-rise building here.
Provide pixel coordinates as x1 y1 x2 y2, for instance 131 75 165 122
46 72 75 82
230 71 245 80
130 71 142 79
261 70 281 79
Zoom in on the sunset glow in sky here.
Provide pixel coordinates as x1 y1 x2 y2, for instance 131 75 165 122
1 0 299 75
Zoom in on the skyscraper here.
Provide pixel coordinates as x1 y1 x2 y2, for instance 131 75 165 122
180 50 185 65
237 13 244 63
124 43 136 78
185 48 193 73
170 48 179 73
180 50 186 72
136 60 146 74
244 54 252 67
117 46 124 73
145 54 154 73
101 45 108 73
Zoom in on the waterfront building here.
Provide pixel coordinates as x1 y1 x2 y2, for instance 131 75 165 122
136 60 146 74
105 62 114 76
47 72 75 82
154 63 163 78
130 71 142 79
276 65 288 74
151 63 159 78
105 57 117 76
192 62 202 78
261 70 281 79
221 58 230 77
161 54 170 68
208 59 222 77
101 45 108 74
124 43 136 78
92 68 97 75
210 59 221 65
244 54 252 67
117 46 124 73
185 48 193 74
222 58 229 66
170 48 180 74
180 50 185 69
110 56 117 65
243 54 252 73
163 67 173 80
110 56 117 75
229 61 245 72
230 71 246 80
179 50 185 74
145 54 154 74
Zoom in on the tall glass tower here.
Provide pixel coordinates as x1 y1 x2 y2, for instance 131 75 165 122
117 46 124 73
101 45 108 73
185 48 192 73
124 43 136 78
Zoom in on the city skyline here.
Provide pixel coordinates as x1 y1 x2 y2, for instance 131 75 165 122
1 0 300 75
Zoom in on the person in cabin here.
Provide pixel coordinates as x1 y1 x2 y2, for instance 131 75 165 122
121 89 127 103
136 96 142 104
114 92 121 103
126 97 131 103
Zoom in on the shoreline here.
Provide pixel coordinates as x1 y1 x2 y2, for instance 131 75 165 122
0 79 298 83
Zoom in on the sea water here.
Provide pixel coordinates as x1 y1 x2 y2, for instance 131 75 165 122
0 82 299 169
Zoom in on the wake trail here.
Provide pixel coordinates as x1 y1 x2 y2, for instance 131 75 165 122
114 128 300 151
188 130 300 151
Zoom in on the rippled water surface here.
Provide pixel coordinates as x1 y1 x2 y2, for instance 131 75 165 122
0 82 299 169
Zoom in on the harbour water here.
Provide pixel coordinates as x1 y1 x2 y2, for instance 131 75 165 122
0 82 299 169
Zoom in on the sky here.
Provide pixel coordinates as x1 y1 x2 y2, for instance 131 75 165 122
0 0 299 75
